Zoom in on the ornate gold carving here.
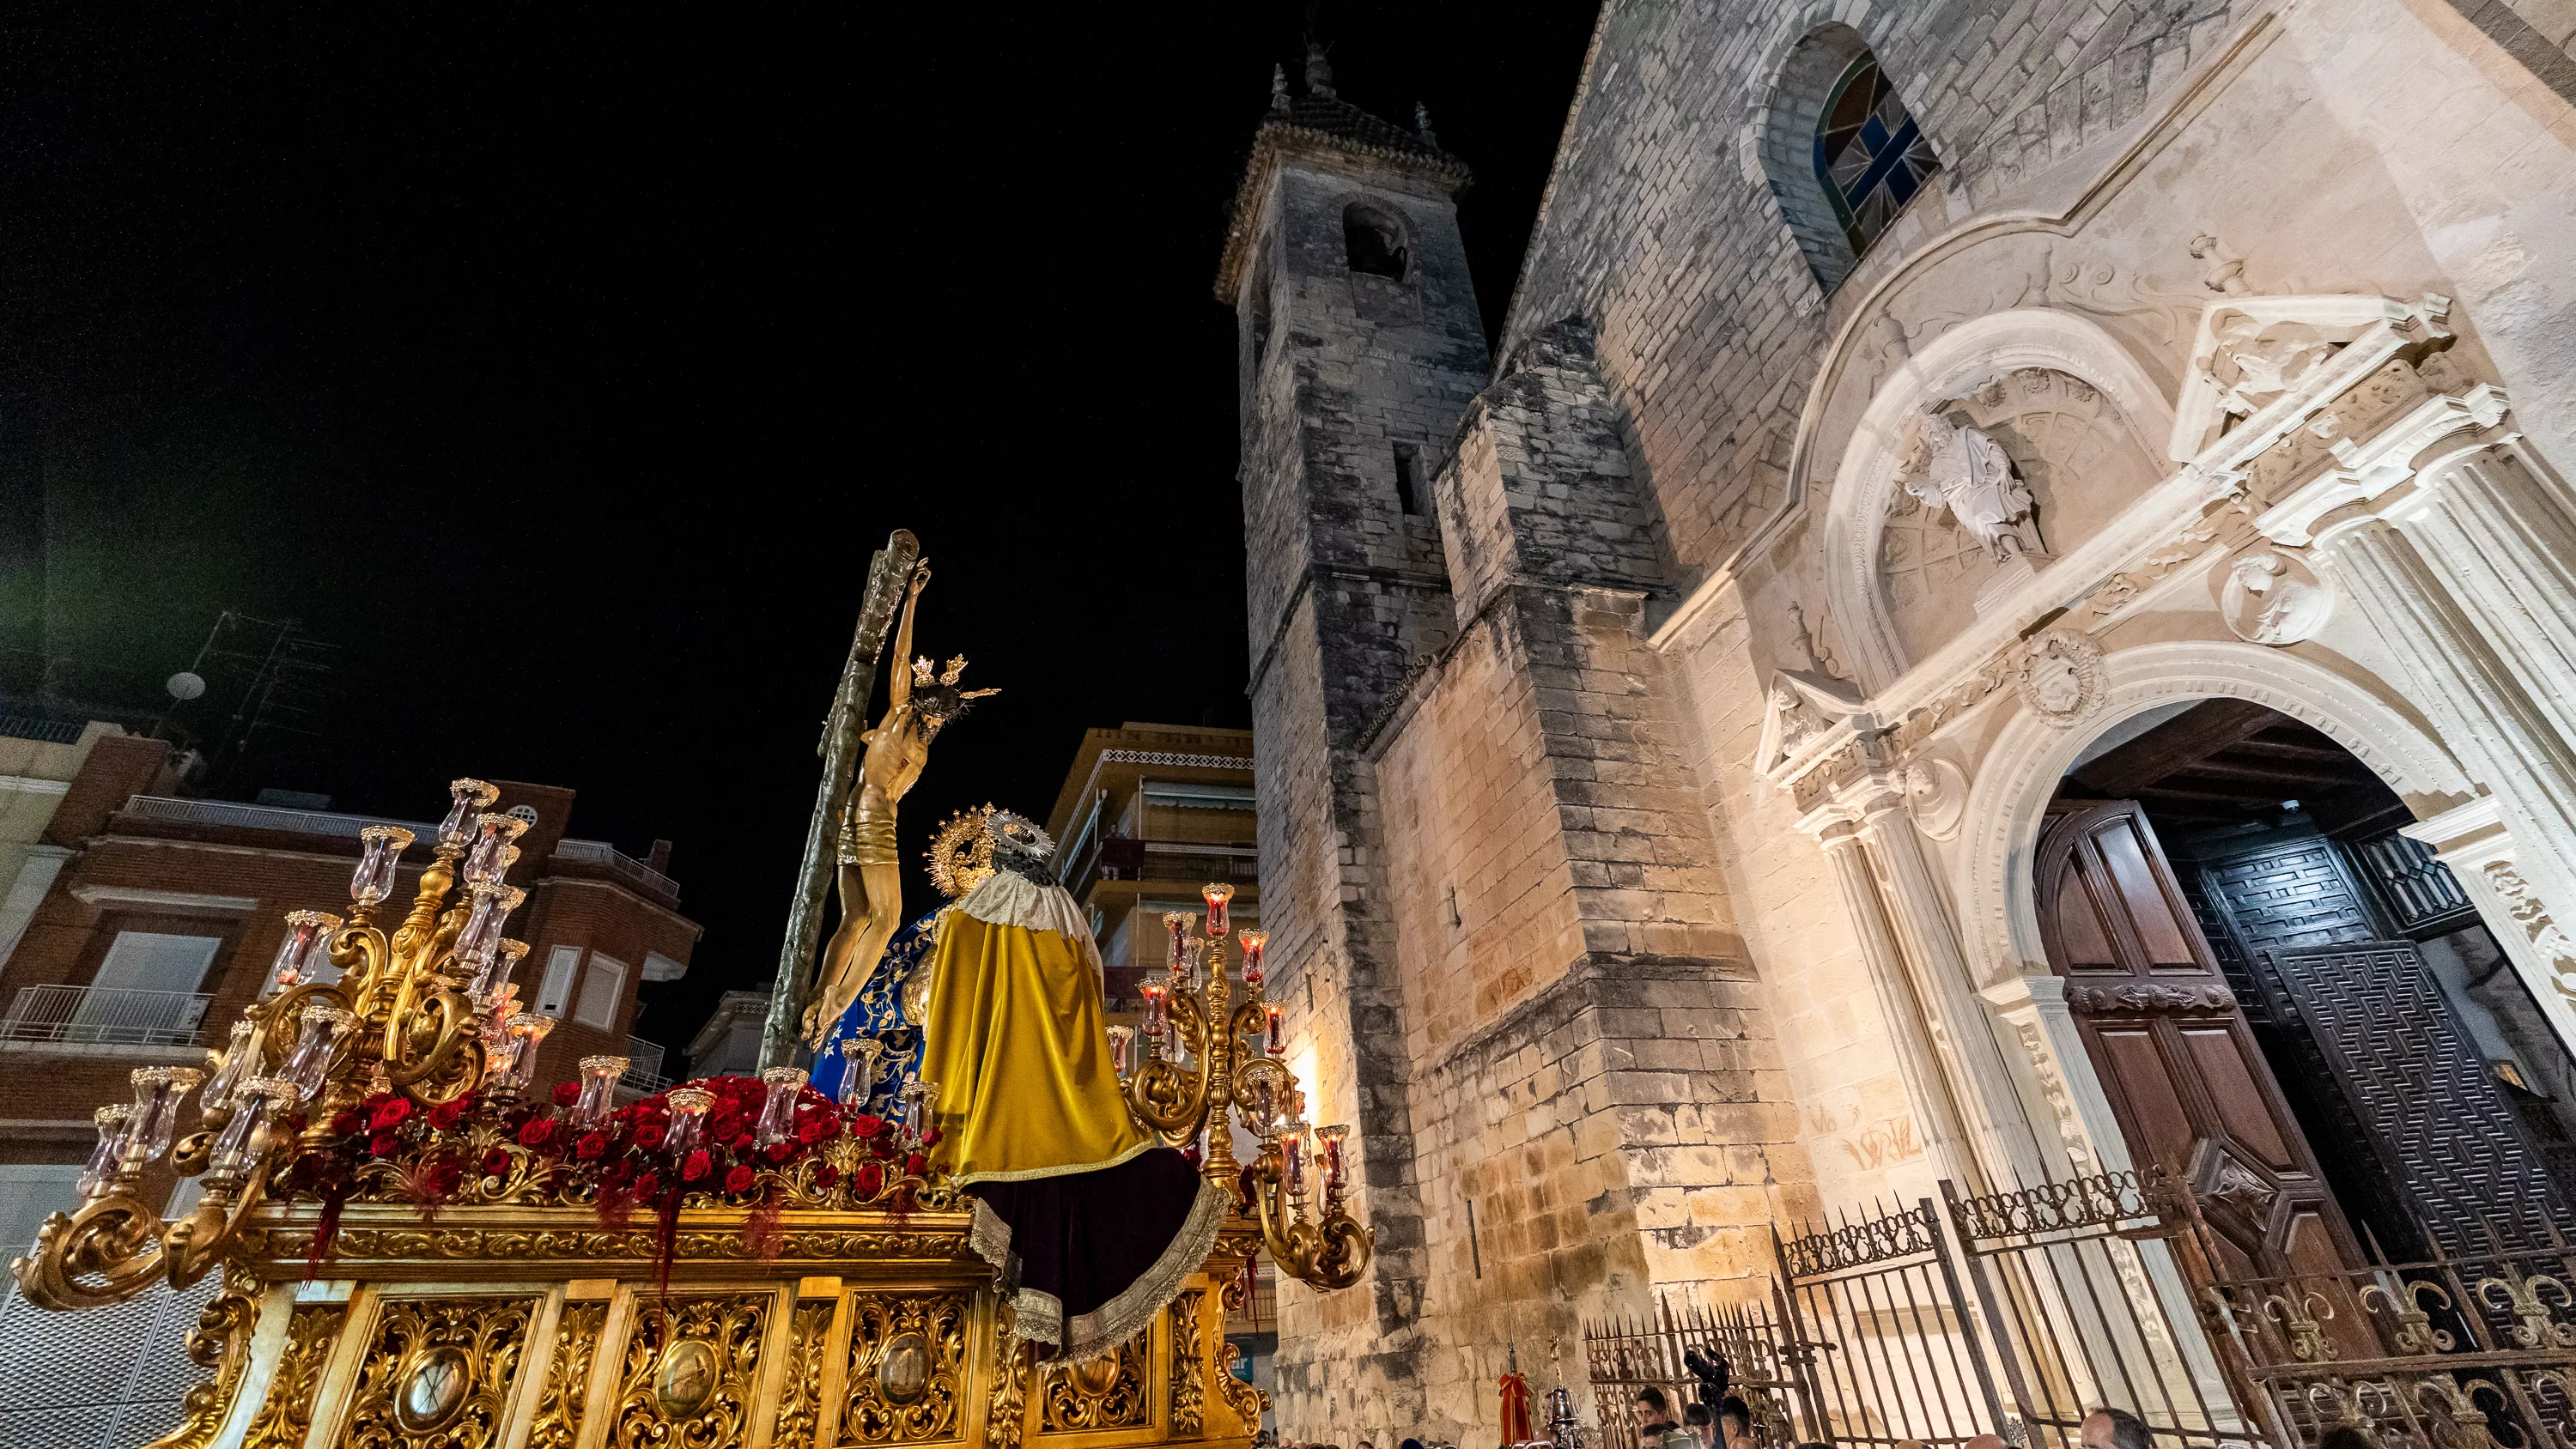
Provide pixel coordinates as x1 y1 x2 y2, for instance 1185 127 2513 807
842 1290 967 1441
143 1263 262 1449
1042 1331 1148 1431
607 1294 766 1449
526 1300 605 1449
1217 1337 1268 1434
987 1302 1031 1449
245 1302 344 1449
1167 1287 1208 1436
256 1222 972 1270
773 1300 833 1449
339 1295 537 1449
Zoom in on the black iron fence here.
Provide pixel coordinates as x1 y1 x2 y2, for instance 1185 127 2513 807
1586 1171 2243 1449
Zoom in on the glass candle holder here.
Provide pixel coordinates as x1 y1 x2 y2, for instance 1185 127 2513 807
574 1055 629 1128
836 1037 884 1109
282 1003 355 1100
78 1106 132 1197
899 1076 935 1141
437 779 499 852
1278 1119 1311 1200
501 1011 554 1091
1266 1003 1285 1057
755 1067 807 1149
351 826 414 906
1107 1025 1134 1078
453 882 525 972
268 910 343 991
663 1086 716 1157
468 939 530 1003
1163 912 1191 973
207 1076 295 1180
1315 1123 1350 1199
1140 981 1167 1038
124 1065 205 1167
462 813 531 887
1182 938 1206 994
1202 882 1234 941
1238 929 1267 985
200 1016 263 1113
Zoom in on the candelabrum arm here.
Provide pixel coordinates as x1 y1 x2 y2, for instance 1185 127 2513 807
11 1191 170 1310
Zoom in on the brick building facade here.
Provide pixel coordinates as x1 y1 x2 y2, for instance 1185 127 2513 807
1224 7 2576 1440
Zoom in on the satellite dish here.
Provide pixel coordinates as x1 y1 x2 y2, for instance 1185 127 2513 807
166 671 206 702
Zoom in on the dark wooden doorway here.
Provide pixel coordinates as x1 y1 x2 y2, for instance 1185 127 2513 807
2043 699 2576 1262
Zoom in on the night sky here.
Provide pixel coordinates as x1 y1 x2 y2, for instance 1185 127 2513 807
0 5 1599 1056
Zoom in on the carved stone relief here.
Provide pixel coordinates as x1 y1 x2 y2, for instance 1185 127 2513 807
2012 630 2106 728
1904 756 1969 841
2220 548 2334 646
2483 863 2576 1003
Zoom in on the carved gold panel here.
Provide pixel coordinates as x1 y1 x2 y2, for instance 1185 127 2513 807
525 1300 607 1449
773 1300 832 1449
607 1292 769 1449
337 1294 539 1449
1041 1329 1149 1432
841 1289 969 1442
244 1302 344 1449
1166 1288 1206 1437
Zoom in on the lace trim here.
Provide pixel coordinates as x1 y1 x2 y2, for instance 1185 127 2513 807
1060 1178 1230 1364
954 1135 1153 1189
952 872 1103 976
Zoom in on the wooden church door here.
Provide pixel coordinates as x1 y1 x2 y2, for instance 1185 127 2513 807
2035 800 2359 1282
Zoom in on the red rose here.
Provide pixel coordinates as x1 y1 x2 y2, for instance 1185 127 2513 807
635 1124 666 1149
427 1099 465 1131
919 1126 941 1149
331 1109 362 1137
368 1131 400 1158
575 1131 608 1161
517 1119 555 1149
424 1158 464 1198
813 1163 838 1188
794 1116 824 1144
869 1135 895 1159
848 1113 884 1139
905 1152 927 1177
369 1098 413 1131
723 1164 756 1194
681 1149 712 1182
764 1142 793 1165
552 1082 581 1106
730 1133 755 1155
854 1162 884 1198
483 1147 513 1177
601 1160 633 1186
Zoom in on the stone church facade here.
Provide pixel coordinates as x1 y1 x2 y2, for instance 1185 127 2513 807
1220 2 2576 1440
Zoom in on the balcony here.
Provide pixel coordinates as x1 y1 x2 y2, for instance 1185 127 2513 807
550 839 681 905
1067 838 1258 900
0 985 213 1053
619 1037 674 1095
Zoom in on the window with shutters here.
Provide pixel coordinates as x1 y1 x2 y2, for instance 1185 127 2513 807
574 953 627 1030
535 945 583 1018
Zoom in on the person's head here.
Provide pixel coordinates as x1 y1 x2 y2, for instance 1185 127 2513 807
1686 1404 1714 1428
1637 1385 1674 1426
1721 1397 1754 1440
2318 1430 2372 1449
1965 1434 2008 1449
1401 1440 1425 1449
2082 1407 2152 1449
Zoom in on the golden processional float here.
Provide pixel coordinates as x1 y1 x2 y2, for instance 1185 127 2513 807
13 534 1370 1449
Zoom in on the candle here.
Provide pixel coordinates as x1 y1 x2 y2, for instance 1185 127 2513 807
574 1055 628 1128
663 1086 715 1157
1108 1025 1134 1076
1163 912 1192 973
1141 981 1167 1037
1279 1120 1311 1198
1266 1003 1285 1057
1202 882 1233 941
1238 929 1267 985
1316 1124 1350 1198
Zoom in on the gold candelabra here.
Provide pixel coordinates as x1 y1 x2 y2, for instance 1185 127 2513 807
1114 882 1372 1290
12 779 532 1311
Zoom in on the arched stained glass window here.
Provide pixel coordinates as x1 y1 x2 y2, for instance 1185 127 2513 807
1813 53 1939 258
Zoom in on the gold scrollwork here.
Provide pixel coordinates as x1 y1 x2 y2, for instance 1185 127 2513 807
1041 1330 1148 1431
773 1300 833 1449
607 1294 767 1449
143 1263 262 1449
987 1301 1031 1449
842 1290 967 1442
1217 1337 1268 1435
526 1300 606 1449
1167 1287 1208 1436
340 1294 538 1449
245 1301 346 1449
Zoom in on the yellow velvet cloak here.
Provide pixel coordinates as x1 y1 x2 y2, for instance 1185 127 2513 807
920 906 1151 1186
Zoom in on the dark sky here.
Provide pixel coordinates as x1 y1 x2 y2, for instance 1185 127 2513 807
0 4 1599 1056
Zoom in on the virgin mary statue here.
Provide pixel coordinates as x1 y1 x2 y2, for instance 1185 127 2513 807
920 809 1225 1361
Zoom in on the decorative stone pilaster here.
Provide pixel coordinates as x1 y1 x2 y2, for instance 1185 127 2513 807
2404 797 2576 1058
1807 817 1976 1187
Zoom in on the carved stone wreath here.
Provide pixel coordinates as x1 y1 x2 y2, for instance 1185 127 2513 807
2013 629 2105 727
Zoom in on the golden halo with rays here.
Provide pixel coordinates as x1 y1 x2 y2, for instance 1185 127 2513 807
926 803 999 900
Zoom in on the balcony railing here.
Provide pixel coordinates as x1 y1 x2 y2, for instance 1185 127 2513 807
0 714 87 745
119 794 439 841
1072 838 1259 899
620 1037 673 1094
1 985 213 1048
551 839 680 902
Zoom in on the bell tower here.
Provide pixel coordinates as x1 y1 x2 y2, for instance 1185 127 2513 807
1215 46 1487 1433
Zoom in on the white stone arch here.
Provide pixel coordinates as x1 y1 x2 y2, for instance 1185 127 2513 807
1954 639 2474 993
1820 307 2178 690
